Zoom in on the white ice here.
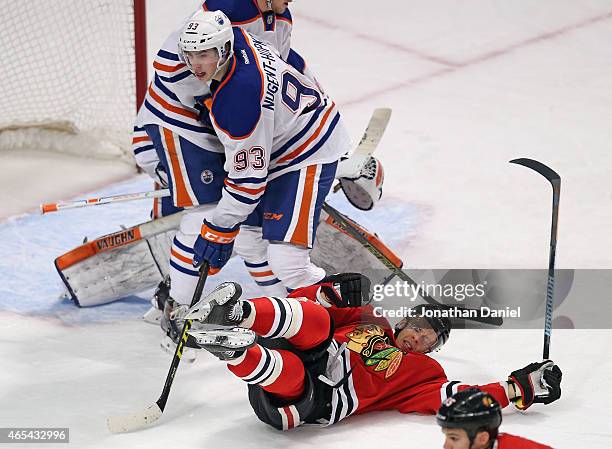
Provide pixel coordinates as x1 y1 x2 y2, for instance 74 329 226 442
1 1 612 448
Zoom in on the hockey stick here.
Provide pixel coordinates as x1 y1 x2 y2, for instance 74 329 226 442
353 108 392 159
107 262 210 433
41 109 391 214
40 189 170 214
333 107 392 192
322 203 503 326
510 158 560 359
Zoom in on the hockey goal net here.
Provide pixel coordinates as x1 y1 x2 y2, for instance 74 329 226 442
0 0 147 161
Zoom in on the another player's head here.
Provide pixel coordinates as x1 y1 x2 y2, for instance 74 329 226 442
259 0 293 14
394 304 451 353
436 388 502 449
178 10 234 83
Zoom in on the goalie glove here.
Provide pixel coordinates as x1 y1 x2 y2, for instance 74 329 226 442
316 273 372 308
338 157 384 211
508 360 562 410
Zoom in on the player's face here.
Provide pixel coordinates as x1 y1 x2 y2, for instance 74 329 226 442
184 49 220 83
441 428 471 449
396 318 439 353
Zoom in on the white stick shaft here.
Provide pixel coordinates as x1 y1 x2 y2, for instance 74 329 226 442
41 109 392 215
40 189 171 214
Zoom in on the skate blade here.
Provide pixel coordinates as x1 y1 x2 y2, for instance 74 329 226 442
142 306 162 325
160 335 197 363
187 328 256 350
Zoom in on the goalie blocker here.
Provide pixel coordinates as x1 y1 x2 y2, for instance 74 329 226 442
56 208 402 307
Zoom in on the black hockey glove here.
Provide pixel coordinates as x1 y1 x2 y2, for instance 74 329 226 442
508 360 562 410
318 273 371 308
154 162 169 188
194 102 216 133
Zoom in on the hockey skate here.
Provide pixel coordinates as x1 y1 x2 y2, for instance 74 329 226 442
184 281 246 327
187 328 256 360
142 275 171 325
159 293 200 363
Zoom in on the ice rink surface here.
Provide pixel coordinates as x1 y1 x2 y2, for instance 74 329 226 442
1 1 612 448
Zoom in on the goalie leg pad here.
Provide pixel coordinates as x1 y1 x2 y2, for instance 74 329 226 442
55 213 183 307
310 210 402 288
56 205 222 307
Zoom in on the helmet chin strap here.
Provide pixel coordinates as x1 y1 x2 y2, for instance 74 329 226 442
266 0 273 10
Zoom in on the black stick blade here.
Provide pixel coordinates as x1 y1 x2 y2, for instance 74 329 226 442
510 158 560 184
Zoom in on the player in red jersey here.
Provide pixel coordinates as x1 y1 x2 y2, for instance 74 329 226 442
179 274 562 430
437 388 556 449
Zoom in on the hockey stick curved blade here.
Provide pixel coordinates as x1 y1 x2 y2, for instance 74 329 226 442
107 403 162 433
509 158 560 184
106 264 210 433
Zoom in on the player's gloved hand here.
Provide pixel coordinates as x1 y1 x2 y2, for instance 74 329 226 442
508 360 562 410
316 273 372 308
194 101 215 133
154 162 169 188
192 219 240 275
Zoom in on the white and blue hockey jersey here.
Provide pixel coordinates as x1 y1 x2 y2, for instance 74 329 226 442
206 29 351 229
133 1 305 177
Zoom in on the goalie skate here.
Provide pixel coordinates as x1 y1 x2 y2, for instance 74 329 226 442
143 275 171 325
159 288 200 363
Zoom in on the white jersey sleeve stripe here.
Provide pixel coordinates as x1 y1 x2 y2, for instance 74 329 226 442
223 178 266 201
153 60 187 74
276 102 337 164
148 84 198 121
132 126 158 176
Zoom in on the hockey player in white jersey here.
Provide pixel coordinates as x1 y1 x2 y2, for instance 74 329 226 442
130 1 311 357
133 2 383 294
133 0 310 299
172 10 352 299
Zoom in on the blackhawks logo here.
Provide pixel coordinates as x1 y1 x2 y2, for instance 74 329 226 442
345 324 403 379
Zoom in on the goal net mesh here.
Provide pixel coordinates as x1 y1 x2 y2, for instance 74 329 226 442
0 0 139 161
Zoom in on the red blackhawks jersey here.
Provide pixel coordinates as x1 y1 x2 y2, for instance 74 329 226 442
495 433 553 449
288 289 510 426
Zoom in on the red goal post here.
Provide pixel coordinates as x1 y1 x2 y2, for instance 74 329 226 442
0 0 148 162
